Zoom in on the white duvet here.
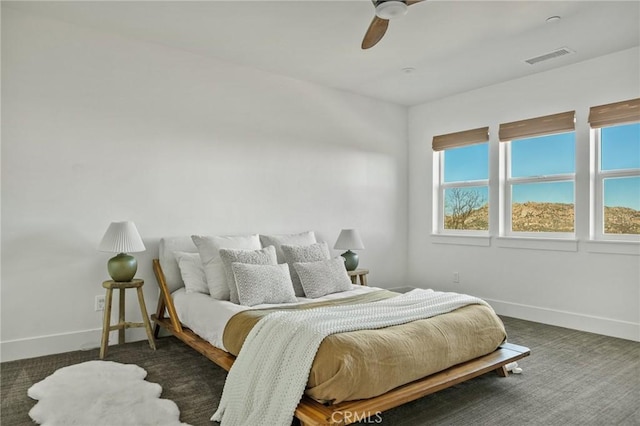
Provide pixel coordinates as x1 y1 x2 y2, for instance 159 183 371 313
171 284 379 352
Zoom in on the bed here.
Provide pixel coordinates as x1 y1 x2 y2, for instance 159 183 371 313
152 236 530 425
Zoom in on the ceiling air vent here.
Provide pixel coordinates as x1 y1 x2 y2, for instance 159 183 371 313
524 47 575 65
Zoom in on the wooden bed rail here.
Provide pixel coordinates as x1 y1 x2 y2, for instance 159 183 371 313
150 258 530 426
290 343 530 426
152 258 182 336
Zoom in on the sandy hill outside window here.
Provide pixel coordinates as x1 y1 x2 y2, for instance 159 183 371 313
589 98 640 241
499 111 576 238
432 126 489 234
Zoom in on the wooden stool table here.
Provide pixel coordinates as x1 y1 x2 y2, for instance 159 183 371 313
347 268 369 286
100 279 156 359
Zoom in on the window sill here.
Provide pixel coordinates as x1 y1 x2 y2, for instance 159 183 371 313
495 237 578 252
431 234 639 254
431 234 491 247
582 240 640 256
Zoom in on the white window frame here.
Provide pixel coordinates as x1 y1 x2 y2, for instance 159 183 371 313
434 145 489 236
501 134 576 239
591 127 640 242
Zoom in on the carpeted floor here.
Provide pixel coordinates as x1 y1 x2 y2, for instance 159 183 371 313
1 316 638 426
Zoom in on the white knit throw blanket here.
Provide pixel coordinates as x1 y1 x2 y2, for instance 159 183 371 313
211 289 488 426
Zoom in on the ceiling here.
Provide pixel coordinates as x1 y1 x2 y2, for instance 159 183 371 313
5 1 640 106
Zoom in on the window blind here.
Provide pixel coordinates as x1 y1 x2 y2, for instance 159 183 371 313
499 111 575 142
588 98 640 128
432 126 489 151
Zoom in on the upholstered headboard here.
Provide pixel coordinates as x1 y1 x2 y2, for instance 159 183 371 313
158 237 198 293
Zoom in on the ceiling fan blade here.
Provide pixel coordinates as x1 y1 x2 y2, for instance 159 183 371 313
361 16 389 50
406 0 424 5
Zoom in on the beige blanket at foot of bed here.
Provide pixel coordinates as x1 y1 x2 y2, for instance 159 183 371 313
223 290 506 403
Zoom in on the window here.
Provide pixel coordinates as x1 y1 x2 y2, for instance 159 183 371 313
590 98 640 240
433 127 489 233
500 111 576 237
430 101 638 249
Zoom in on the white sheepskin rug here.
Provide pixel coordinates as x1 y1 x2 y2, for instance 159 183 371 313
28 360 189 425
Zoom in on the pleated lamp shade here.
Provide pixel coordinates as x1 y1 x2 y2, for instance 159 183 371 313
98 221 146 253
334 229 365 250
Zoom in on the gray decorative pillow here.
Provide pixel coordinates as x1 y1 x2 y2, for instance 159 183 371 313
191 234 261 300
231 263 297 306
219 246 277 304
293 257 352 299
281 242 331 297
259 231 316 263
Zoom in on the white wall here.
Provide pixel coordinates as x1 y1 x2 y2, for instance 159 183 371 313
2 7 637 363
408 47 640 341
0 8 408 361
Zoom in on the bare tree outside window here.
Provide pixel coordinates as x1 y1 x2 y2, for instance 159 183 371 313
444 188 488 230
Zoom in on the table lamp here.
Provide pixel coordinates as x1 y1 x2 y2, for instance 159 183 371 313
98 221 146 282
334 229 365 271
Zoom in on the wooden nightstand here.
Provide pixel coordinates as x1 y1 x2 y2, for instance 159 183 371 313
347 269 369 286
100 279 156 359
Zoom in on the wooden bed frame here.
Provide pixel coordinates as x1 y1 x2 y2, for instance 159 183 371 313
152 258 530 426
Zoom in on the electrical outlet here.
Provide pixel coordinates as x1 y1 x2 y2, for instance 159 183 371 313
453 272 460 283
95 295 105 311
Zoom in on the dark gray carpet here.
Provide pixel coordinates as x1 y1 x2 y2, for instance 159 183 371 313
1 317 638 426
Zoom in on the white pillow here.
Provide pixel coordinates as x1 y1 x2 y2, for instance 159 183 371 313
219 245 278 304
293 257 352 299
259 231 316 263
191 234 261 300
281 242 331 297
174 251 208 295
231 263 297 306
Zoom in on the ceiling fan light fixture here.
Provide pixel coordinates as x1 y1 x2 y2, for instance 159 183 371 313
375 1 408 20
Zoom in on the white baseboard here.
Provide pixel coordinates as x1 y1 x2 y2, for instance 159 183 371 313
0 327 150 362
485 297 640 342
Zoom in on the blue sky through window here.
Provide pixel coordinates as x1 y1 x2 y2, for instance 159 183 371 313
442 124 639 210
510 132 575 204
443 143 488 182
604 176 640 210
602 123 640 171
602 123 640 210
511 133 575 177
512 181 574 204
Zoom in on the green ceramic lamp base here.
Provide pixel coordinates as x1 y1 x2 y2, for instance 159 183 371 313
341 250 359 271
107 253 138 282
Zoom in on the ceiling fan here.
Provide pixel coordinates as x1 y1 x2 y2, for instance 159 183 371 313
362 0 424 49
